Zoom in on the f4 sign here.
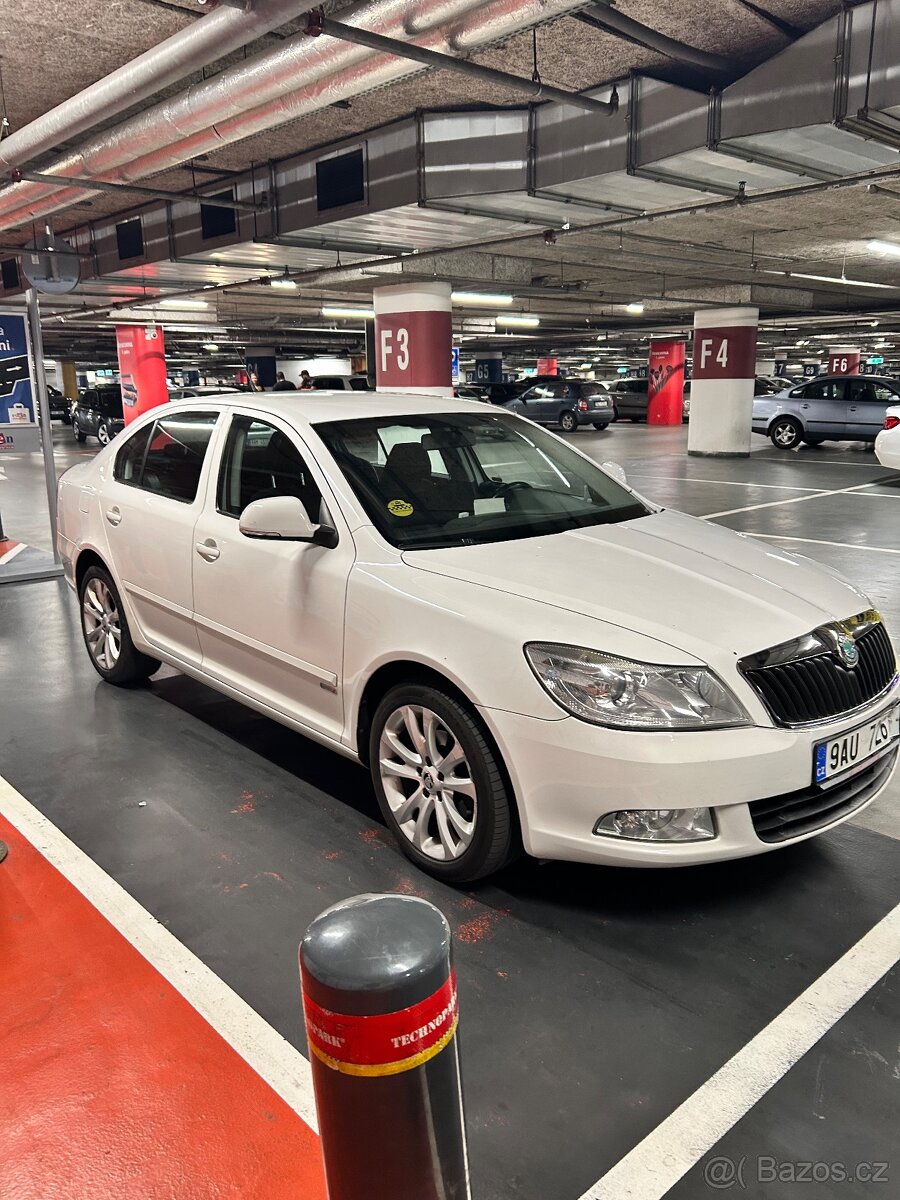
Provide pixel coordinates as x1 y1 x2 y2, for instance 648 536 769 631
692 325 757 381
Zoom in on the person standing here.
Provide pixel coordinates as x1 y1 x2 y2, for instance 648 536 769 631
300 369 314 390
248 371 263 392
273 371 297 391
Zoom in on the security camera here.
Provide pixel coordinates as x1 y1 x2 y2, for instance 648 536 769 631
543 229 557 245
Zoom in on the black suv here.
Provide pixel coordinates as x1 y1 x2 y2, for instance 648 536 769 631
72 386 125 446
46 385 71 423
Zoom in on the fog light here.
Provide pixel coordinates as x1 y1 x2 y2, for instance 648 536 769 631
593 808 715 842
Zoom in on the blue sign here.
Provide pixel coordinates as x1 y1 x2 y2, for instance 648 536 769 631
773 360 787 377
451 347 460 383
475 355 502 383
0 314 34 424
803 362 820 377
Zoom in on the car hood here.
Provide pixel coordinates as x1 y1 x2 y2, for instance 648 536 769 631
401 509 871 662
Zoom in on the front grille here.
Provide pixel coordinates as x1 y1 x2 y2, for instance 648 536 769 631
740 622 897 726
749 747 897 843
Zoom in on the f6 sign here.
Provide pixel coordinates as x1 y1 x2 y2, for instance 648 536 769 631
827 352 861 376
691 325 757 381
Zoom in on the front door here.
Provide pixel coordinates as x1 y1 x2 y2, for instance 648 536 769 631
102 408 221 665
797 378 848 437
845 378 900 439
191 411 352 742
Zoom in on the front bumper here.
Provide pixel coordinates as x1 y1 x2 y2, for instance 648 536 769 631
479 690 899 866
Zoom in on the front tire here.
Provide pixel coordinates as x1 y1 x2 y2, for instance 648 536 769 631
592 422 609 431
74 421 87 444
770 417 803 449
97 422 110 446
802 435 825 446
79 565 160 685
559 410 579 433
369 684 517 883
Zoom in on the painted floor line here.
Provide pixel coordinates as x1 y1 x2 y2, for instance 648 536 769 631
0 541 26 564
628 475 825 492
578 901 900 1200
699 482 877 519
754 456 884 468
0 774 319 1133
740 532 900 555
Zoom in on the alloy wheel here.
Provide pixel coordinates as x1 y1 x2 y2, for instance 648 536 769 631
772 420 799 447
82 578 122 671
378 705 477 862
97 423 110 445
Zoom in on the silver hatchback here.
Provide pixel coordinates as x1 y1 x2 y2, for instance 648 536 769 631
752 375 900 449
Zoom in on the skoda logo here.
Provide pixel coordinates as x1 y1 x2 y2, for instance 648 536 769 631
834 630 859 669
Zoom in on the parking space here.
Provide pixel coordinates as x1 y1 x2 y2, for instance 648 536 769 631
2 420 898 1199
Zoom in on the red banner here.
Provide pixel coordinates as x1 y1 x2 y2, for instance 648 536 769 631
302 971 458 1077
116 325 168 425
827 351 861 376
374 310 452 389
648 341 685 425
692 326 757 380
536 357 558 376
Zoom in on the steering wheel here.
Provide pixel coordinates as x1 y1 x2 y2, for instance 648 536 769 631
490 479 533 496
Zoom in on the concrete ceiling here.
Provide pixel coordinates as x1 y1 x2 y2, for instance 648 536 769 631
6 0 898 375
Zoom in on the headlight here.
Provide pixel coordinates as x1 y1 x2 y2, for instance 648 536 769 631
524 643 751 730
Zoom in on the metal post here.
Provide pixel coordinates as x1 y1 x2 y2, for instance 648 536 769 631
300 893 471 1200
24 288 60 562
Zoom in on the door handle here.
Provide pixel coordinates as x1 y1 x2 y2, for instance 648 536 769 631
195 539 220 562
849 405 858 412
800 403 810 409
105 506 122 527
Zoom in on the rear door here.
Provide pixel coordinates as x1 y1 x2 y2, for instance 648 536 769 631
845 378 900 439
794 378 848 437
79 390 100 437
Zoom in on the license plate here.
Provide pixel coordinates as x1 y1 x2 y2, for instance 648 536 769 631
814 705 900 785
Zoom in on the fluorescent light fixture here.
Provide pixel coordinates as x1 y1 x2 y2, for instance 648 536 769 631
451 291 514 306
321 305 376 319
496 314 539 327
763 270 898 290
579 362 592 370
202 343 220 351
625 302 645 314
868 239 900 257
159 299 209 309
270 278 298 291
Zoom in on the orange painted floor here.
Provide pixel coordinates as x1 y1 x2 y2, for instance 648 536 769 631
0 814 326 1200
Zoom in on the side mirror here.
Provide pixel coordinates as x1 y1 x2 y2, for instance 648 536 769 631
239 496 338 548
601 461 628 487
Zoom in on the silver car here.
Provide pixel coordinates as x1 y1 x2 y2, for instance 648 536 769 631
752 375 900 449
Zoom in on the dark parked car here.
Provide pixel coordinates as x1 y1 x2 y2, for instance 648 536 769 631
44 384 71 423
607 377 649 420
453 383 489 402
503 379 615 432
72 386 125 446
752 374 900 449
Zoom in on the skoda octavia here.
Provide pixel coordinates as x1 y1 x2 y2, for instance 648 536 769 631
57 393 899 882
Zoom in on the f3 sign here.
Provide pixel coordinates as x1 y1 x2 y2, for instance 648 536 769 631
692 325 757 381
374 310 452 389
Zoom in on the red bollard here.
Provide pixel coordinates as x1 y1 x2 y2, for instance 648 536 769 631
300 893 471 1200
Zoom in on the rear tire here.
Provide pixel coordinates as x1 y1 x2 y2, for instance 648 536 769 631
369 683 518 883
74 421 87 444
769 416 802 449
79 564 160 685
592 422 609 431
97 422 110 446
559 410 579 433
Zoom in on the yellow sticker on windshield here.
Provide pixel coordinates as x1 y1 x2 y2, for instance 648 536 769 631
388 499 414 517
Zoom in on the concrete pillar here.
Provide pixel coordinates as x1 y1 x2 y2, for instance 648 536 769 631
755 358 776 375
56 360 78 401
373 282 452 396
474 352 503 385
688 306 759 458
827 347 861 376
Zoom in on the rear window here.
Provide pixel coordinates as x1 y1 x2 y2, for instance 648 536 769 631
114 412 219 502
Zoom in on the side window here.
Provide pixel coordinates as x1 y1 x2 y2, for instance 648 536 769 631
114 423 153 484
218 416 322 522
141 412 218 503
801 380 841 400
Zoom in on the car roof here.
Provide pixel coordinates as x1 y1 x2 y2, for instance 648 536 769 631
160 390 488 425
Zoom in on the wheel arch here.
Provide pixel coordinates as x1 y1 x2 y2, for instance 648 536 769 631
74 545 111 593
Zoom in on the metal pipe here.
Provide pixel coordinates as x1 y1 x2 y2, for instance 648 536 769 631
574 3 736 75
0 0 592 230
13 170 265 212
311 14 618 114
0 0 320 170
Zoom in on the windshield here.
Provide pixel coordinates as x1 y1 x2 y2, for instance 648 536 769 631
314 410 649 550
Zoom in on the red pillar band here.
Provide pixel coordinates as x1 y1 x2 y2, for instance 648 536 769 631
827 349 861 375
116 325 168 425
691 326 757 380
647 340 685 425
375 310 453 390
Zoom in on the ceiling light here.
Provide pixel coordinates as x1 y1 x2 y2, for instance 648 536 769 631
625 302 645 314
868 239 900 257
763 270 898 290
321 305 376 319
202 343 220 351
496 314 540 327
451 291 514 306
270 278 298 291
159 299 209 309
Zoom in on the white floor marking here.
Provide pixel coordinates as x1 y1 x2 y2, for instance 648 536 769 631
741 533 900 555
628 475 825 493
0 542 26 564
700 482 877 519
0 774 319 1133
756 456 884 468
579 901 900 1200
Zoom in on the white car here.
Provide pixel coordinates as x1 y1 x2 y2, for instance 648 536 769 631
875 405 900 470
57 393 899 881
